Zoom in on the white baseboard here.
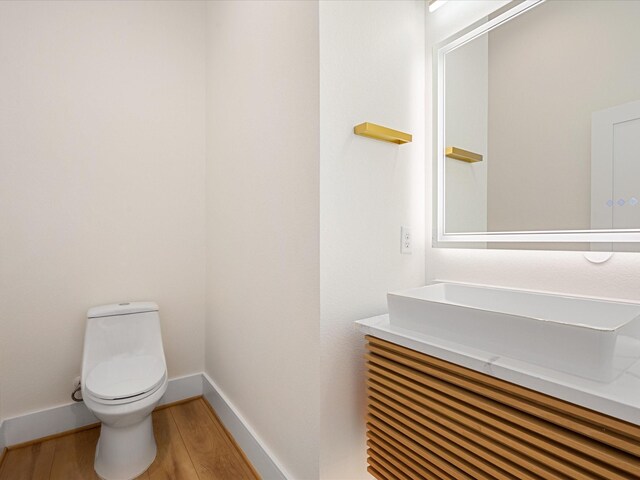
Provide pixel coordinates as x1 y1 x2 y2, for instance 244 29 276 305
0 372 286 480
157 372 204 407
2 396 99 448
202 372 289 480
0 373 203 448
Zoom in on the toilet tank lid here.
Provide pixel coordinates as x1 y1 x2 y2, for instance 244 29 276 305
87 302 159 318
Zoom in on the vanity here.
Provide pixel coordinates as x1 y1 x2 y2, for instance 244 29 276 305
366 0 640 476
357 283 640 480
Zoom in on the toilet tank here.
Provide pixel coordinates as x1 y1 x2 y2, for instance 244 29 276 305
81 302 166 382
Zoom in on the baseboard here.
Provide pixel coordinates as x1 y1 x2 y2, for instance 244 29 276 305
202 372 289 480
157 372 204 407
0 372 287 480
0 373 203 448
1 396 98 449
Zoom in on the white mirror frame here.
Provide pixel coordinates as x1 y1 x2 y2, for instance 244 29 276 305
434 0 640 245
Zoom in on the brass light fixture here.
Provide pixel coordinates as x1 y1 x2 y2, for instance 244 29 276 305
353 122 412 145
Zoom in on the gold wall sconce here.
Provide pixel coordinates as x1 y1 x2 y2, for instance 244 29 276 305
353 122 412 145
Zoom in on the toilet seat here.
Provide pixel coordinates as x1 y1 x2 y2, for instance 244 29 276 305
85 354 166 404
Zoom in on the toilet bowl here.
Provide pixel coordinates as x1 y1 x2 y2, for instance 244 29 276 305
81 302 168 480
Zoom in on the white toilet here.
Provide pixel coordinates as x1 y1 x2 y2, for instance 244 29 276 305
81 302 168 480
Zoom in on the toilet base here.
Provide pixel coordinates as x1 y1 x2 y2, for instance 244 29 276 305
94 415 157 480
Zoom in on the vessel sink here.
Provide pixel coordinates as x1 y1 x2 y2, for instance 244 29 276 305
387 283 640 382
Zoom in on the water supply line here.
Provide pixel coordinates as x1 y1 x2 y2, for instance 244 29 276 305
71 382 83 402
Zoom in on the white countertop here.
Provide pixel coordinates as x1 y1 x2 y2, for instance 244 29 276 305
356 314 640 426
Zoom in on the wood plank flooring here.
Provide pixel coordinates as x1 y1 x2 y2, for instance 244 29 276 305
0 398 259 480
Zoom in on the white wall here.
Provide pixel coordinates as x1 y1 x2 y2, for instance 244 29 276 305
0 4 427 479
205 2 320 479
0 1 206 420
319 1 425 478
427 3 640 309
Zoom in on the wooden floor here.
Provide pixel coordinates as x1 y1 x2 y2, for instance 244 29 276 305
0 397 259 480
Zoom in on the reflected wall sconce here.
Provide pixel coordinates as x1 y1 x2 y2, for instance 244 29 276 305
445 146 483 163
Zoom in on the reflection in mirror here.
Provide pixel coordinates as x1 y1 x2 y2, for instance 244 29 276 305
439 0 640 249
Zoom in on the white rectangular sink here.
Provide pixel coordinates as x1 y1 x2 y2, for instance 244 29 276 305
388 283 640 382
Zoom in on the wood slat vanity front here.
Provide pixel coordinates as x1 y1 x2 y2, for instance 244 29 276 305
365 335 640 480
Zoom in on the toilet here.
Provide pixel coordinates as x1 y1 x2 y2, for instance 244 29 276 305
81 302 168 480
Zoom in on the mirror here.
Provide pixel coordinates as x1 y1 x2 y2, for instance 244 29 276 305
435 0 640 248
